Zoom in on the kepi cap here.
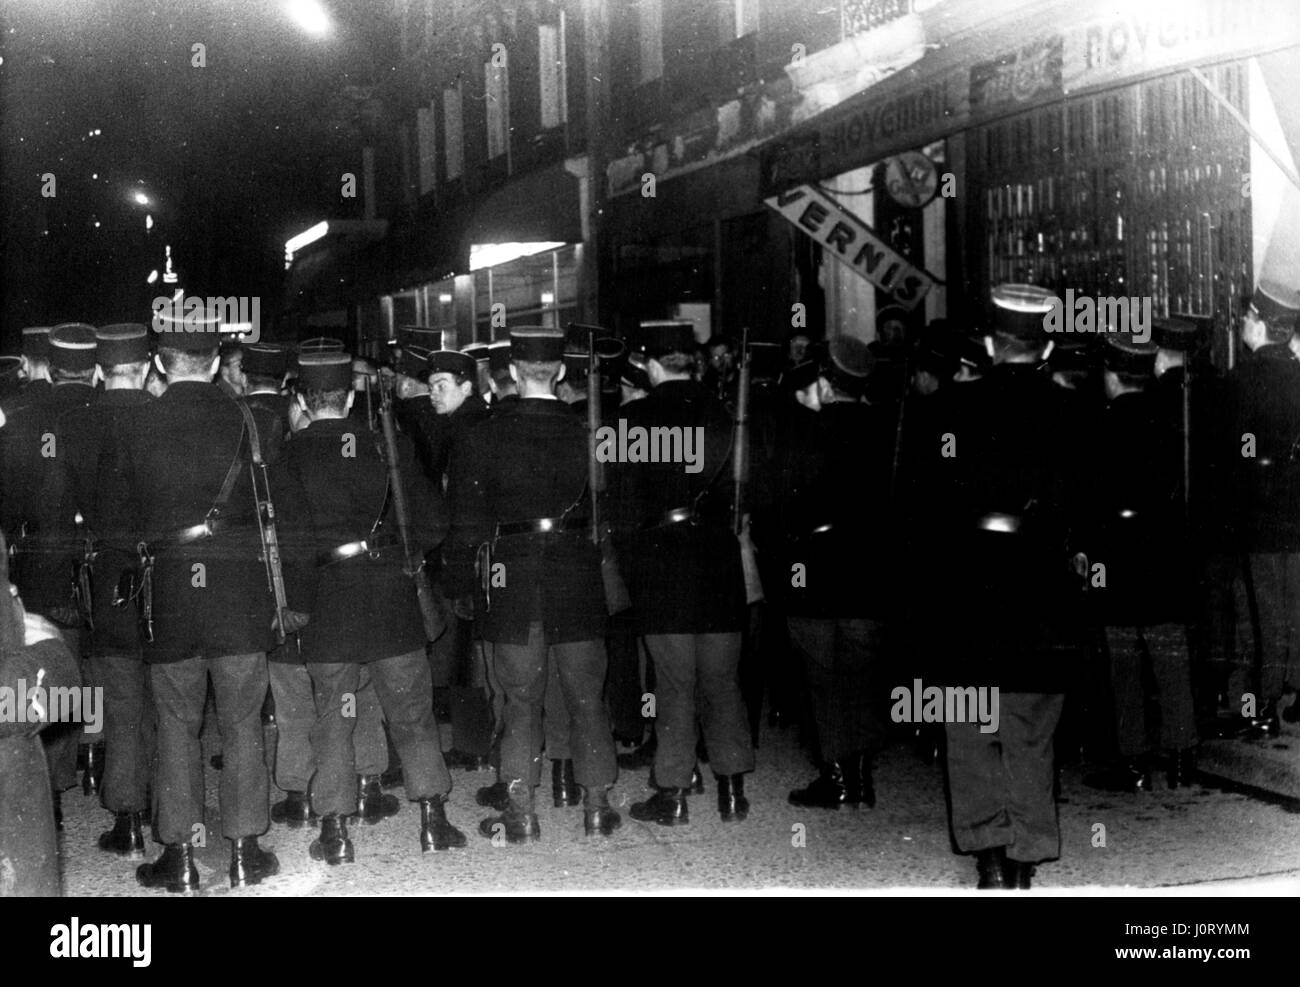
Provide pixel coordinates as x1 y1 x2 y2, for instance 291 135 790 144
991 283 1055 340
49 323 99 373
509 326 565 363
427 350 477 380
96 323 150 366
296 351 352 391
636 320 695 360
21 326 52 359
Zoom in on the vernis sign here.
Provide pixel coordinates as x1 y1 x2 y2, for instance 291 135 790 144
764 184 933 310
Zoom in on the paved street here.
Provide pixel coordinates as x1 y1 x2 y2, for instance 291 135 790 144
58 721 1300 895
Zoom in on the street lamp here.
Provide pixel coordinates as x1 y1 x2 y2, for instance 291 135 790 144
287 0 331 36
133 191 150 206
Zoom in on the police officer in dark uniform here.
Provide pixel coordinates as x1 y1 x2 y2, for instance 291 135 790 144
0 327 53 425
609 320 755 825
240 342 291 461
1079 334 1197 791
1224 281 1300 721
919 285 1086 889
105 325 306 892
274 352 466 862
53 324 155 855
767 336 888 809
2 324 101 807
446 326 620 842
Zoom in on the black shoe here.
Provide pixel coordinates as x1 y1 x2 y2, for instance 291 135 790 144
476 780 510 811
616 739 657 770
419 795 468 852
309 814 354 866
717 774 749 822
583 788 622 837
357 775 400 824
477 808 541 844
551 759 581 807
629 788 689 827
1166 749 1198 789
975 847 1010 889
98 811 146 858
691 764 706 794
788 763 848 809
82 743 104 797
1083 761 1151 793
137 843 200 893
270 790 316 829
847 752 876 808
1003 859 1035 889
209 754 224 771
229 836 280 888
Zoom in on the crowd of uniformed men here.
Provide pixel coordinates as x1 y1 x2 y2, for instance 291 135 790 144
0 268 1298 893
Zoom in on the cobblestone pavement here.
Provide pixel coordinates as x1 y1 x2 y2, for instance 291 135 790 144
59 723 1300 896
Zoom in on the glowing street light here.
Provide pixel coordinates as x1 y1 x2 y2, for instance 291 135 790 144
146 270 159 285
134 191 150 206
287 0 331 36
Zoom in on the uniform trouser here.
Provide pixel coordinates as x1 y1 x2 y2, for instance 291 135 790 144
42 625 83 793
1105 624 1197 757
268 662 388 792
89 652 155 813
492 622 616 797
786 616 885 764
644 632 756 789
307 650 450 815
1234 552 1300 702
544 654 571 760
150 653 269 845
605 611 645 741
945 692 1064 865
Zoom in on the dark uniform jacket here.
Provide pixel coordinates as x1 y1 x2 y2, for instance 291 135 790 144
242 387 291 465
1223 344 1300 553
445 397 606 646
396 395 443 483
607 379 745 636
915 363 1087 693
274 417 445 663
0 382 98 618
102 381 309 663
758 399 896 619
55 389 153 655
1077 389 1186 626
428 394 491 483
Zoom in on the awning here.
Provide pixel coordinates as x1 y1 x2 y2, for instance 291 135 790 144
282 220 388 314
461 159 583 253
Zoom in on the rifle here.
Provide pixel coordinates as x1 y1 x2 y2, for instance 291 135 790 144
732 329 764 604
377 377 448 642
236 401 294 650
573 323 631 615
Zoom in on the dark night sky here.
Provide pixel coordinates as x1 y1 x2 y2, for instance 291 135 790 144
0 0 396 346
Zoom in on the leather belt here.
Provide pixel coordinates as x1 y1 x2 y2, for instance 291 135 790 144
317 538 392 567
495 516 588 538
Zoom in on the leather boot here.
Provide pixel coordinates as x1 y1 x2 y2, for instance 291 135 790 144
551 759 581 807
82 742 104 797
229 836 280 888
98 810 147 858
357 774 400 824
420 794 468 852
717 773 749 822
788 763 848 809
975 846 1011 889
477 781 540 844
310 813 354 865
476 779 509 811
629 787 688 826
270 790 316 828
1003 859 1035 889
137 843 200 893
846 752 876 808
1166 748 1197 789
583 786 622 837
1083 759 1151 793
691 764 706 794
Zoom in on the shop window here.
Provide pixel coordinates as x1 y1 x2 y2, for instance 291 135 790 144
443 85 465 182
416 102 437 196
539 20 568 129
471 244 580 341
637 0 664 85
485 59 510 162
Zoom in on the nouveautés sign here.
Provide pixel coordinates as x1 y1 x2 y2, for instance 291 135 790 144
764 184 934 310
